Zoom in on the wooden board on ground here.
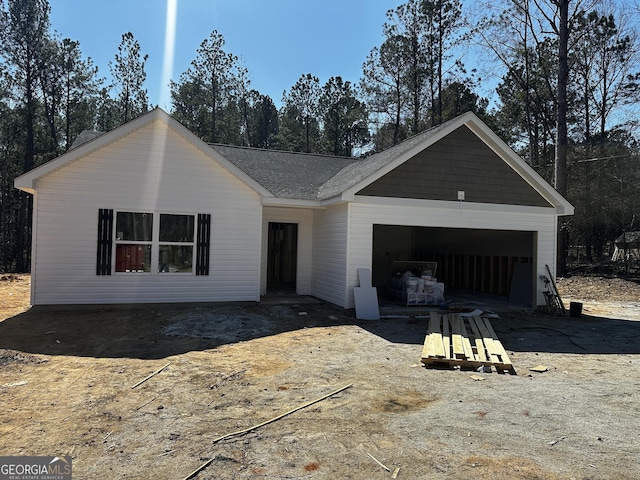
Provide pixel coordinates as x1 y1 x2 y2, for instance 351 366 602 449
421 312 445 359
421 312 516 375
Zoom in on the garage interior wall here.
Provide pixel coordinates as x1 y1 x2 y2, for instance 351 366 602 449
372 225 535 303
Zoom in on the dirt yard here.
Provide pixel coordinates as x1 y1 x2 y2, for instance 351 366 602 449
1 274 639 479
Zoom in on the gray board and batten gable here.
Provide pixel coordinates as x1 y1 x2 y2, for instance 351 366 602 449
357 124 552 207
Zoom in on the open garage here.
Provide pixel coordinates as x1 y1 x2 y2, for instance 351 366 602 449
372 224 536 306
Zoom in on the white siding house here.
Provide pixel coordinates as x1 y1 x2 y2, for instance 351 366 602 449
16 110 268 305
16 108 573 308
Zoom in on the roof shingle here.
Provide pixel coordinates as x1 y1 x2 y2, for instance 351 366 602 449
211 118 457 201
210 144 359 200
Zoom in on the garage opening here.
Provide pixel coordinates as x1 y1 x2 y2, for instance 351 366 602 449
372 225 536 306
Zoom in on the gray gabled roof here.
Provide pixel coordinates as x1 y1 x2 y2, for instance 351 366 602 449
210 144 360 200
69 130 104 150
212 116 466 201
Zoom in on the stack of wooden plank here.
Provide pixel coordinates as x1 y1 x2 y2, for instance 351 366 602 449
421 312 516 374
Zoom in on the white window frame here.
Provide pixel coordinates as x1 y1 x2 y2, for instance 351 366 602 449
113 210 196 275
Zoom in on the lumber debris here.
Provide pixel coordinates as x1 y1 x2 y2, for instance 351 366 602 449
530 365 549 373
1 380 27 388
181 383 353 480
367 452 390 472
131 362 171 389
135 395 160 411
421 313 516 375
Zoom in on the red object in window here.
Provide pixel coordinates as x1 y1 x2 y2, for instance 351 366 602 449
116 245 148 272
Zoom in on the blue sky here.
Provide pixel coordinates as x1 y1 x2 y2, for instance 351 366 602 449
49 0 401 109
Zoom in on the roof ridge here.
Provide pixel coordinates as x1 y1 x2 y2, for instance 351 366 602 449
209 143 355 161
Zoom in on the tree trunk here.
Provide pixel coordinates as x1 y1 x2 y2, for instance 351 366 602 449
305 114 311 153
17 63 36 273
394 84 401 145
435 0 443 126
211 74 218 143
555 0 569 276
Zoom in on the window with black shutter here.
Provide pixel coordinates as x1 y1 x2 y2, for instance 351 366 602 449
97 209 211 276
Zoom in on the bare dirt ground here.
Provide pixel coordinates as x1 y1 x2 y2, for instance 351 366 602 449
1 274 639 479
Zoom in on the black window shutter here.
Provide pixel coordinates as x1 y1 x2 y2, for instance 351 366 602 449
196 213 211 276
97 209 113 275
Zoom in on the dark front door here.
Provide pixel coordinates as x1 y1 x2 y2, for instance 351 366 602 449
267 222 298 291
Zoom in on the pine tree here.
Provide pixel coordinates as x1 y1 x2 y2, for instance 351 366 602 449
171 30 238 143
319 76 369 157
109 32 149 125
0 0 51 271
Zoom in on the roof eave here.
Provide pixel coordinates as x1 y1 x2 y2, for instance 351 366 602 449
556 204 575 216
262 197 326 209
14 178 35 194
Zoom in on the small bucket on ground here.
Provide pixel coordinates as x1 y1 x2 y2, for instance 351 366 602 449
569 301 583 318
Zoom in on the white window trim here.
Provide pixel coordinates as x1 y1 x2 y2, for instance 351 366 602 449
113 210 196 275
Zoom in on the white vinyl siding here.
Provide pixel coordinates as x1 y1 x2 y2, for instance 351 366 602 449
31 121 262 305
311 203 349 307
347 199 558 308
261 207 314 296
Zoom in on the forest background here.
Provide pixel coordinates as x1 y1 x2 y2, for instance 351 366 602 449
2 0 640 276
